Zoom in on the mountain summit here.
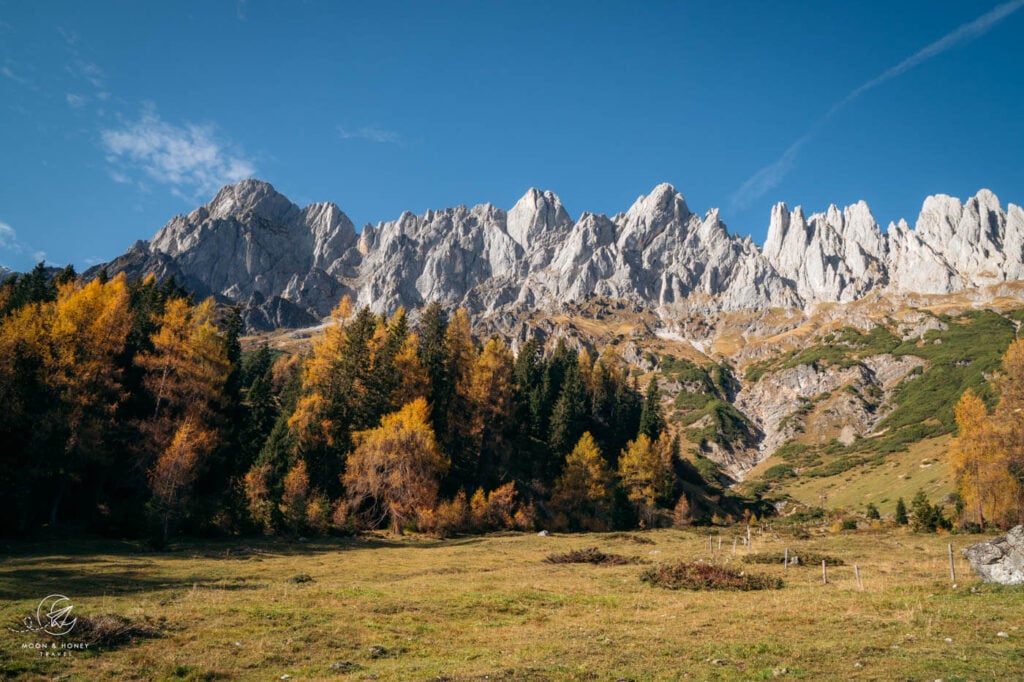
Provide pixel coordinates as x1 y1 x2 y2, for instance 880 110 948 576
97 180 1024 329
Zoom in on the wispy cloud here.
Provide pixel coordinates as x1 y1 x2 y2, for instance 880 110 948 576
73 60 105 89
0 220 45 263
1 64 31 86
58 26 107 93
730 0 1024 212
102 106 256 200
0 222 18 250
337 124 401 144
66 93 88 108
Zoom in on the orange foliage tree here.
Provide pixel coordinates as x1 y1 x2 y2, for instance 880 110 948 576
550 431 615 531
343 397 448 533
149 417 217 543
137 296 230 537
618 433 675 527
950 339 1024 529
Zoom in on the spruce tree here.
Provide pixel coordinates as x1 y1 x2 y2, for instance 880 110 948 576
895 497 908 525
638 376 665 440
418 301 450 438
548 362 588 460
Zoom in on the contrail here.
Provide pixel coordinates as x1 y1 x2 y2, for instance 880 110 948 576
729 0 1024 212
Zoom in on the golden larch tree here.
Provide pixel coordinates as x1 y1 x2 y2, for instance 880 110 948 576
551 431 615 531
149 417 216 542
137 297 230 537
618 433 674 527
344 397 448 533
950 340 1024 529
46 275 133 522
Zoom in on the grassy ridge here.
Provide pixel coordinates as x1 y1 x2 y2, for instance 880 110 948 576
748 310 1019 492
661 357 756 452
2 530 1022 680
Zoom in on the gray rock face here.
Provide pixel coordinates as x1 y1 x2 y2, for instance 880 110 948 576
97 180 1024 329
763 201 887 302
963 526 1024 585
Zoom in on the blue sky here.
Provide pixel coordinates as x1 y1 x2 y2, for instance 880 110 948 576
2 1 1023 271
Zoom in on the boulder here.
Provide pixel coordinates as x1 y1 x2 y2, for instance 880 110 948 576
962 525 1024 585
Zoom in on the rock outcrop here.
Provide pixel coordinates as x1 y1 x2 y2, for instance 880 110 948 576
963 526 1024 585
94 179 1024 330
763 201 888 302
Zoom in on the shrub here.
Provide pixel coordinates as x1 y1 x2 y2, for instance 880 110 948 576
895 497 909 525
641 561 784 590
305 491 331 535
331 499 354 534
608 533 656 545
418 491 469 537
910 490 951 532
543 547 641 565
469 482 520 532
742 552 843 566
72 614 161 647
762 464 797 482
672 495 692 527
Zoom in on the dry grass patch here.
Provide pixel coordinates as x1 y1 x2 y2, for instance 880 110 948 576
3 529 1024 680
542 547 644 565
641 560 785 591
743 551 844 566
606 533 655 544
72 613 162 648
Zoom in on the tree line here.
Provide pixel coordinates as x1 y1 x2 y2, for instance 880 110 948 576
0 268 720 542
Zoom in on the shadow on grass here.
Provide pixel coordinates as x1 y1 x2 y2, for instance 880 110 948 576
0 532 490 600
0 566 268 600
2 532 486 559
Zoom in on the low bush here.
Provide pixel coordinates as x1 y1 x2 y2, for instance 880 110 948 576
742 552 844 566
71 614 161 648
607 533 655 545
640 561 783 590
543 547 642 565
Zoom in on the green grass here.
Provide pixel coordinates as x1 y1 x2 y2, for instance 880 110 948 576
760 435 955 514
746 310 1019 501
2 528 1023 680
662 358 756 452
881 310 1015 434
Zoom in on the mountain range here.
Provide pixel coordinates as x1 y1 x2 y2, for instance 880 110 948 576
96 179 1024 330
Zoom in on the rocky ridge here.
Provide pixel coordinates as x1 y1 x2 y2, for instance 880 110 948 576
96 179 1024 330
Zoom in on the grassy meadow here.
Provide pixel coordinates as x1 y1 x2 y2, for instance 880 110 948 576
2 527 1023 681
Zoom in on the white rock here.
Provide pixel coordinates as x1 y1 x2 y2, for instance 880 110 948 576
98 181 1024 332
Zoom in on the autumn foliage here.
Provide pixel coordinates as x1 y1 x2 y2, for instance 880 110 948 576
950 339 1024 530
344 398 447 534
0 271 702 540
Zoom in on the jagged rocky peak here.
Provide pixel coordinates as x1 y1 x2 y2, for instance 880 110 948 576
98 178 1024 332
762 197 888 303
204 178 298 222
507 187 572 248
138 179 360 323
622 183 690 226
888 188 1024 293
